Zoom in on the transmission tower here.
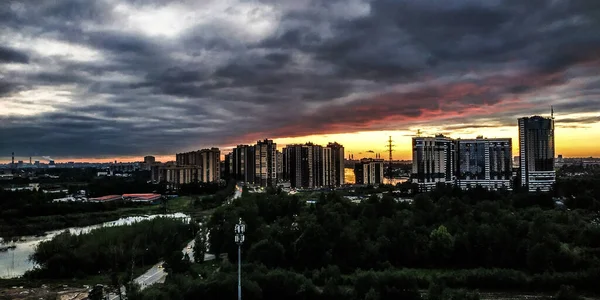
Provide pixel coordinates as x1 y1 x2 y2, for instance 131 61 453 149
386 136 395 184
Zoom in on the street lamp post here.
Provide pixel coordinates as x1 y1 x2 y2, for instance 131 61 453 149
234 218 245 300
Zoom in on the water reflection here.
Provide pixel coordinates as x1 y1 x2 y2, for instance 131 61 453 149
0 213 189 278
344 167 408 185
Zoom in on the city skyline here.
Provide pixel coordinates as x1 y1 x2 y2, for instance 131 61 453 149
1 1 600 162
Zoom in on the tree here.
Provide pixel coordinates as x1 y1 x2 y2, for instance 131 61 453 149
193 224 208 263
164 250 191 275
428 278 445 300
555 285 581 300
88 284 104 300
429 225 454 265
365 288 380 300
247 239 286 268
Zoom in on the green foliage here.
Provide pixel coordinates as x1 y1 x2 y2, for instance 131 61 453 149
27 218 194 279
247 239 285 268
429 225 454 265
193 224 208 263
164 251 192 275
88 284 104 300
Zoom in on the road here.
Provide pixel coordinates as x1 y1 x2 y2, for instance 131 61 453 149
107 186 239 299
227 184 242 205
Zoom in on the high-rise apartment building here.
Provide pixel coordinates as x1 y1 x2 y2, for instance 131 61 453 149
255 139 278 187
322 147 333 186
455 137 512 190
283 144 313 188
232 145 255 184
144 156 156 164
354 158 385 185
223 153 232 179
518 116 555 191
282 142 342 188
276 150 283 181
327 142 345 186
173 148 220 183
411 135 455 191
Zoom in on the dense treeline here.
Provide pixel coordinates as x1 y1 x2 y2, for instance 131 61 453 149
179 182 222 195
133 181 600 299
208 186 600 274
27 218 197 279
87 176 161 197
191 180 236 210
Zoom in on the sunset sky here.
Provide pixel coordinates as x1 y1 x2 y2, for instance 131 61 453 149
1 0 599 163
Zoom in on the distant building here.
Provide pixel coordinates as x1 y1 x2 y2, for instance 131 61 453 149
455 137 512 190
282 142 342 188
255 139 278 187
411 135 455 191
327 142 345 186
518 116 556 191
322 147 333 186
354 158 384 185
165 165 203 186
276 150 283 181
223 153 232 179
123 193 161 203
232 145 255 184
175 148 220 182
144 156 156 164
283 144 313 188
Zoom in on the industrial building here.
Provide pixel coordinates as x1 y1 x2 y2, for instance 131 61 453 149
123 193 162 203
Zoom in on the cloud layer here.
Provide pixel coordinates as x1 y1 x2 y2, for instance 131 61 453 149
1 0 599 158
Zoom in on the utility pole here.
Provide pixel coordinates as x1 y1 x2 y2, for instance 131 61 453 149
234 218 246 300
386 136 395 185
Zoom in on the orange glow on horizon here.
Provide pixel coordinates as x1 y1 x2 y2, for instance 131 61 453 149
2 123 599 164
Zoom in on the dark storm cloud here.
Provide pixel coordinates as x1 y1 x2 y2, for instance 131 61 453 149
0 46 29 63
1 0 600 159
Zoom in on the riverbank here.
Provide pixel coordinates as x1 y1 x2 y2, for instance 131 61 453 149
0 213 191 279
0 196 207 241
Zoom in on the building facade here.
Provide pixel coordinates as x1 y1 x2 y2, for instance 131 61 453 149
232 145 255 184
518 116 556 191
455 137 512 190
354 158 384 185
412 135 456 191
174 148 220 182
327 142 345 186
255 139 278 187
283 144 313 188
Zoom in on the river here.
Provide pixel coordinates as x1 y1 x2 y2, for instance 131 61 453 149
0 213 190 279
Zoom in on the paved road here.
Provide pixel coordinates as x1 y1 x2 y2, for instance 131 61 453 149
107 186 238 299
